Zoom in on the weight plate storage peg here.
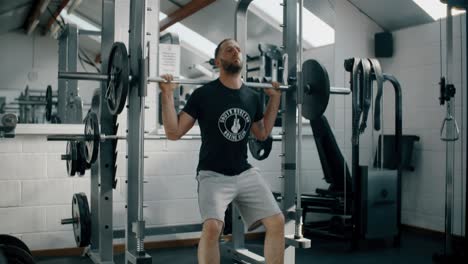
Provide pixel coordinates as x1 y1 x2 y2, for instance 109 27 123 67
71 193 91 247
106 42 129 115
301 59 330 121
83 112 100 164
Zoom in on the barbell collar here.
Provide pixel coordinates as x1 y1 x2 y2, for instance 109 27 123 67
58 72 109 81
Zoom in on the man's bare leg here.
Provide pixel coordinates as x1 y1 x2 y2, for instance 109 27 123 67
198 219 224 264
262 213 285 264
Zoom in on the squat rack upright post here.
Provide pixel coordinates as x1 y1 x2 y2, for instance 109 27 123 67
125 0 153 263
87 0 115 263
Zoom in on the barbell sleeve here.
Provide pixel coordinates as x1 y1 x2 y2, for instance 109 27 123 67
330 87 351 94
245 82 289 90
48 134 90 141
61 218 78 225
58 72 109 81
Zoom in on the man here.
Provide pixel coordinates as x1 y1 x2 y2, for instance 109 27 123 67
159 38 284 264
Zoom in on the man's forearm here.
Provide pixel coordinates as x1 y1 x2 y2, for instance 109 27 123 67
263 95 281 136
161 92 179 136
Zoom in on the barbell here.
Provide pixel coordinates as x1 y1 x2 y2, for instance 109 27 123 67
50 112 200 165
49 111 282 168
58 42 350 119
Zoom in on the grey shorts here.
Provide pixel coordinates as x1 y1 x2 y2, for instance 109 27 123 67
197 167 281 231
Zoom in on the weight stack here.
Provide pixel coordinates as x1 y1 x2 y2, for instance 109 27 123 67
360 166 398 239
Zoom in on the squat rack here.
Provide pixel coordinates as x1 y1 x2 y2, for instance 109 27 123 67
55 0 349 263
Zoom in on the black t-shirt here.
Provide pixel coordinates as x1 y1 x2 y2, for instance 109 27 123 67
182 79 264 176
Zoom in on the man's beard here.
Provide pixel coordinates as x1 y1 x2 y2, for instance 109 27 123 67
220 58 243 74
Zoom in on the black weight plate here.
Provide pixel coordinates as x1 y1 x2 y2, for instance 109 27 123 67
51 115 61 124
91 88 101 116
106 42 129 115
0 234 32 257
45 85 53 121
301 59 330 121
78 141 91 170
248 135 273 160
76 142 89 176
72 193 91 247
84 112 100 164
66 141 78 177
0 244 35 264
1 113 17 128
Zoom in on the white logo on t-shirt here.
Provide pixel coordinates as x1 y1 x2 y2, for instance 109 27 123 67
218 108 251 142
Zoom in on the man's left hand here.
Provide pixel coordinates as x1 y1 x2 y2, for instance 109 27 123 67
264 81 282 98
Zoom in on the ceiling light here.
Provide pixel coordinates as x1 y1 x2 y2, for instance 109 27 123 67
413 0 465 20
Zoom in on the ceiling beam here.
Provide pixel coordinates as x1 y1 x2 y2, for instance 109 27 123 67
24 0 52 35
160 0 216 31
94 0 216 62
44 0 70 34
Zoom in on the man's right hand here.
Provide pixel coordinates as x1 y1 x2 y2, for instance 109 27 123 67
159 74 178 95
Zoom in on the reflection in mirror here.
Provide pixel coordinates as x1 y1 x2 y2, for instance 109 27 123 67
0 10 101 125
0 0 105 126
0 0 335 129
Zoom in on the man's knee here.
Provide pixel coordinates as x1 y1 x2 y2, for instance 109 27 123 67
202 219 224 241
262 213 285 233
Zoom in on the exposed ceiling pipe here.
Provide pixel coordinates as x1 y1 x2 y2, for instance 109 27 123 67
44 0 70 35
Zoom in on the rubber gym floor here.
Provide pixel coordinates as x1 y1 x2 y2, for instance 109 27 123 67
35 229 448 264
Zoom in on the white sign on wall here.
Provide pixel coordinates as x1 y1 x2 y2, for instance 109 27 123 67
158 43 181 77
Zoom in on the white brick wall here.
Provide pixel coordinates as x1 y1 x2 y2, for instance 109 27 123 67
379 14 466 234
0 181 21 207
0 134 323 251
